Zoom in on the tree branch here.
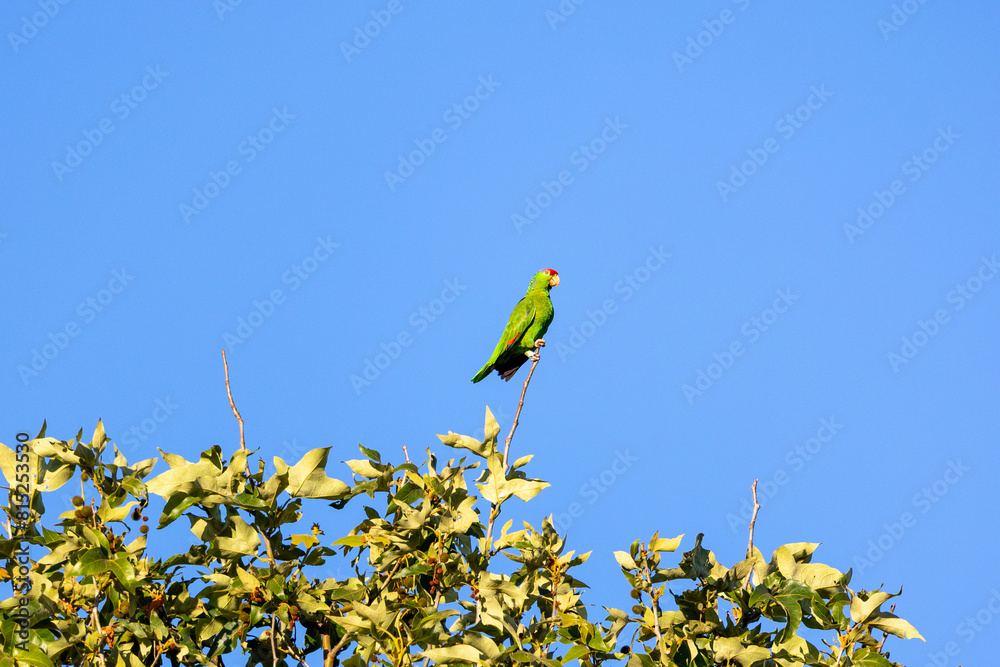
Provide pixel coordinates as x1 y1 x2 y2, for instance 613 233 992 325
477 343 543 625
222 350 246 452
270 614 279 667
877 603 896 653
222 350 252 478
742 479 761 592
502 342 543 469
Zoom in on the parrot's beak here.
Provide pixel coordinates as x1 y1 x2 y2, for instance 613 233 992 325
549 274 560 287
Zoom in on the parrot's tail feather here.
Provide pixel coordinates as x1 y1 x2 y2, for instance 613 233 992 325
499 360 526 382
471 365 492 383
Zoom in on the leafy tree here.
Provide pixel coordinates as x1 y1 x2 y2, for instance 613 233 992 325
1 367 923 666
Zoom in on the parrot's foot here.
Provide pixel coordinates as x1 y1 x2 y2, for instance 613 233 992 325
533 339 546 348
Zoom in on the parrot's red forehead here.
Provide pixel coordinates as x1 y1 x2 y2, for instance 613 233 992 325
543 268 558 276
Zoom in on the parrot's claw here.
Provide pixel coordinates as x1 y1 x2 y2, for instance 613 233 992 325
534 339 546 348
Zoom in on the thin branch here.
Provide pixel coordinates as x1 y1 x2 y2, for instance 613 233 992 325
742 479 761 592
476 343 543 626
270 615 279 667
639 542 667 660
402 444 411 464
327 629 352 667
502 342 543 469
90 605 107 667
877 603 896 653
370 559 404 603
222 349 246 452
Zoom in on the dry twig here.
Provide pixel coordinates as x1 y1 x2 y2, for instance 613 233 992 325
501 342 543 469
742 479 761 591
221 349 245 452
477 343 544 624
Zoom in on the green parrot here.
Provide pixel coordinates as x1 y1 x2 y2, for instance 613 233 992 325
472 269 560 383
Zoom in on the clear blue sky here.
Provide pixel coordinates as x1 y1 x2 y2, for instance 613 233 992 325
2 3 998 665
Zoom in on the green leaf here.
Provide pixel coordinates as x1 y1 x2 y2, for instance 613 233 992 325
421 644 482 664
562 644 589 663
274 448 350 499
713 637 770 667
505 478 549 502
91 420 107 449
76 550 136 593
867 612 924 641
215 515 261 557
333 535 365 547
345 458 383 479
773 580 814 640
290 534 320 549
851 648 893 667
146 452 219 497
850 590 894 623
510 454 533 470
9 643 55 667
613 551 638 570
649 534 684 552
437 407 500 458
359 443 381 463
0 442 25 488
437 431 491 458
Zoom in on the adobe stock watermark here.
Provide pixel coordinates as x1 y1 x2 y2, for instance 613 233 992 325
726 417 843 533
17 268 134 386
545 0 587 30
214 0 251 21
118 397 179 454
844 126 959 243
7 0 71 54
384 76 501 192
340 0 411 63
672 0 752 73
919 585 1000 667
682 288 799 404
716 85 832 202
551 448 639 533
887 254 997 372
50 65 169 182
877 0 931 41
223 236 339 350
852 458 969 576
350 279 467 394
179 107 296 224
555 246 670 361
511 116 628 233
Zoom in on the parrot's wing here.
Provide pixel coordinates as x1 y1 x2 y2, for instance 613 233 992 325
471 298 535 382
493 297 536 359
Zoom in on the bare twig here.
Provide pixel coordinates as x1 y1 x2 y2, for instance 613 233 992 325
639 542 667 659
742 479 761 592
477 344 543 625
502 343 543 469
90 605 107 667
370 559 404 603
402 444 411 464
877 603 896 653
222 349 245 451
327 629 352 667
270 615 279 667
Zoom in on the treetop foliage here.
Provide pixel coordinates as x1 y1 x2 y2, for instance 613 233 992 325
1 408 922 666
